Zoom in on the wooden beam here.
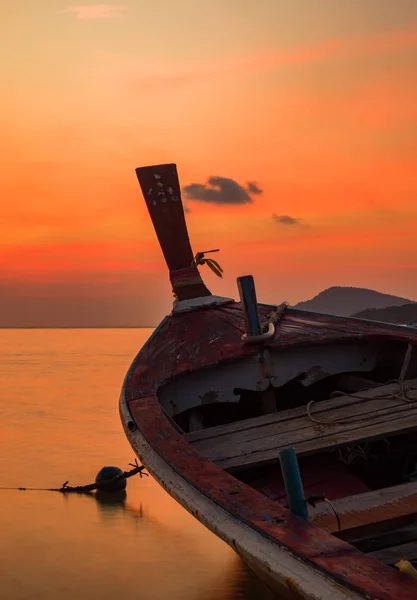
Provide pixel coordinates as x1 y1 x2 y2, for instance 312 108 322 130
260 385 278 414
347 521 417 554
400 344 414 382
369 540 417 565
188 409 205 432
338 515 417 545
310 480 417 533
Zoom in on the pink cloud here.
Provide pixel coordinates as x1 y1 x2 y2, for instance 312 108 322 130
60 4 126 20
251 27 417 70
120 26 417 92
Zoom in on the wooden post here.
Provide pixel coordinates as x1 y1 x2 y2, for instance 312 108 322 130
237 275 262 337
188 410 204 432
279 448 309 521
400 344 413 383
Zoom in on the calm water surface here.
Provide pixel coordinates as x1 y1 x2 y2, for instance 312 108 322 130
0 328 275 600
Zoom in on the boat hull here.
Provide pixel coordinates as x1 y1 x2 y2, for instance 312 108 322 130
120 390 365 600
120 306 417 600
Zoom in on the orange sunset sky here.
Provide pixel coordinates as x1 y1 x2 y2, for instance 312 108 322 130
1 1 417 326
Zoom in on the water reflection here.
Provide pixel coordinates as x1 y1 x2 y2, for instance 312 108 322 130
94 490 152 531
1 329 279 600
200 554 276 600
95 490 128 514
91 491 275 599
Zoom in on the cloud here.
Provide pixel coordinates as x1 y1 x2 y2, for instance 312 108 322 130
183 176 263 205
60 5 126 20
246 181 263 195
123 26 417 92
272 213 302 226
240 27 417 75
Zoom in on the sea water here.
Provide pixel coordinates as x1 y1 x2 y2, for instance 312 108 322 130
0 328 274 600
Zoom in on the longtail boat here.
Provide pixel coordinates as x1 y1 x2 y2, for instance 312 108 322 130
120 163 417 600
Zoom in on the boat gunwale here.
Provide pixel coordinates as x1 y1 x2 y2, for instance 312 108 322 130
282 306 417 331
125 305 417 403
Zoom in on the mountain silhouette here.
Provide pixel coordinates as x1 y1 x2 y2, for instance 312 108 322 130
353 303 417 326
294 286 415 317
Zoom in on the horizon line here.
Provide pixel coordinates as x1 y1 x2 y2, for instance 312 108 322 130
0 325 157 330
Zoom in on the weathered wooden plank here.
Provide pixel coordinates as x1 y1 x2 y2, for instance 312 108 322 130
369 540 417 565
186 378 417 471
217 410 417 471
311 480 417 530
188 382 417 461
193 395 415 462
185 377 417 444
193 402 417 472
309 481 417 552
349 522 417 554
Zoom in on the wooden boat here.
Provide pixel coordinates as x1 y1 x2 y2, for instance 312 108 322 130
120 163 417 599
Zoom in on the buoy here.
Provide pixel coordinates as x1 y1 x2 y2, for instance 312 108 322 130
95 466 127 493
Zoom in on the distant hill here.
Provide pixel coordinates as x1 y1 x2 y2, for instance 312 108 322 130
294 286 415 317
353 303 417 326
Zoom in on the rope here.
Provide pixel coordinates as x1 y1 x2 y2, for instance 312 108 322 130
307 494 341 531
306 379 417 426
330 379 417 403
0 460 148 493
169 250 223 294
169 266 203 289
265 302 288 331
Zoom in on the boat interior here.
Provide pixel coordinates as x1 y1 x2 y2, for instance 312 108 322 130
158 336 417 569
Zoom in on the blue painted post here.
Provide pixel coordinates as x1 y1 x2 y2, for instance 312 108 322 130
237 275 261 337
279 448 309 521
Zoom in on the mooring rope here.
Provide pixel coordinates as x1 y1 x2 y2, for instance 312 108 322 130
265 302 288 330
0 460 148 493
306 379 417 425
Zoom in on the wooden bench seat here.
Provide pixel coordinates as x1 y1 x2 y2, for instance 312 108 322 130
310 480 417 534
185 378 417 472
